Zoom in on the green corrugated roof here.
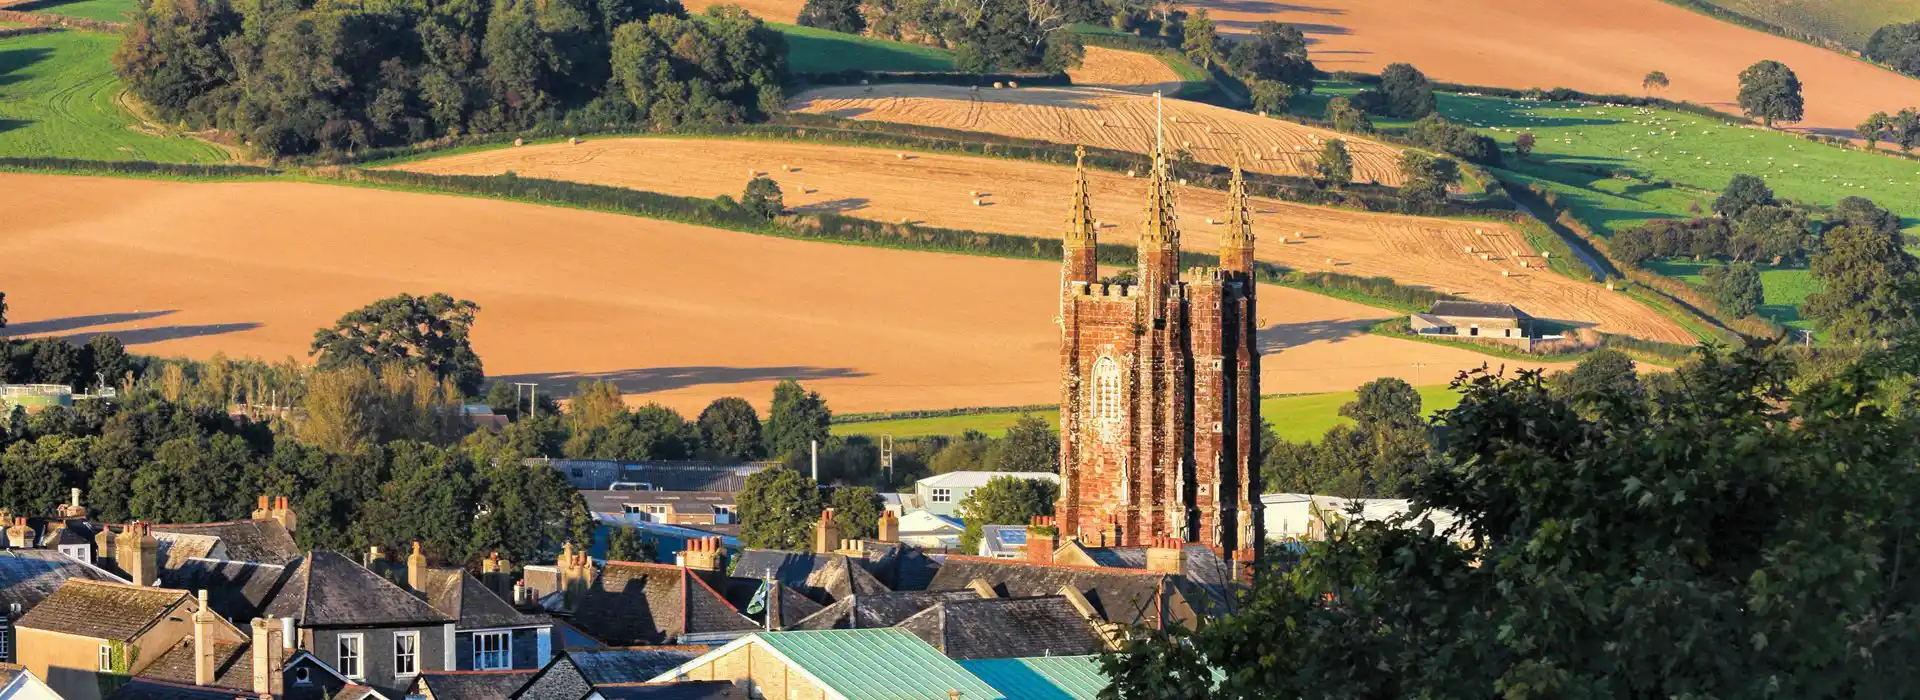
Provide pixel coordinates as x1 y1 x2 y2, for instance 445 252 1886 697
757 629 1006 700
959 656 1107 700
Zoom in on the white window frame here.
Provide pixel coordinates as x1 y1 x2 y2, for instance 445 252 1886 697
0 627 9 661
712 505 736 524
473 630 511 670
98 644 113 671
393 631 420 678
293 666 312 686
930 488 951 504
337 633 364 680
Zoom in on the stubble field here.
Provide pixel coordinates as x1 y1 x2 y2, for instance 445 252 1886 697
0 173 1570 413
399 137 1694 343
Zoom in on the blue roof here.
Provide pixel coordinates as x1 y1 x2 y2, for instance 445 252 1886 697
961 656 1108 700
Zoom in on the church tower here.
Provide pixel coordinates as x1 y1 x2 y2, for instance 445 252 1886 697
1055 94 1262 559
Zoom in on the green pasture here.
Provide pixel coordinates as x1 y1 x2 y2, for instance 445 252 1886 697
30 0 136 22
832 385 1464 443
1644 259 1820 330
1684 0 1920 48
0 31 226 162
774 23 956 74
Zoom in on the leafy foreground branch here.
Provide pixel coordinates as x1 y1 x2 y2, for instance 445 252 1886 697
1103 342 1920 699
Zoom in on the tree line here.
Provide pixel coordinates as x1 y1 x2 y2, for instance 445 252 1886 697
796 0 1083 73
117 0 789 157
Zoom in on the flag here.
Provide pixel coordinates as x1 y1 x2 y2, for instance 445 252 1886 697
746 578 770 615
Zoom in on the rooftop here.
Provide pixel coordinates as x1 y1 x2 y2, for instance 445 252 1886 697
926 556 1169 629
150 519 300 565
158 558 292 622
417 567 549 631
568 562 755 645
788 589 981 631
960 656 1107 700
896 596 1104 661
15 579 188 640
916 472 1060 489
1427 300 1529 320
139 639 254 689
0 548 123 617
264 551 454 627
657 630 1004 700
411 670 538 700
729 551 891 606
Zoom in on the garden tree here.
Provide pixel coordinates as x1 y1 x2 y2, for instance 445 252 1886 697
609 8 791 129
765 380 831 459
1546 347 1644 416
1806 224 1920 343
1713 173 1775 220
742 176 784 219
929 430 992 474
0 436 87 516
1104 347 1920 699
1830 196 1902 237
606 524 657 561
825 486 884 539
1866 21 1920 76
1736 59 1804 127
1377 62 1437 119
1324 97 1372 134
310 293 485 396
466 430 585 563
1265 378 1427 498
1513 131 1535 157
1730 205 1814 264
956 475 1059 552
565 380 629 435
737 465 823 549
1226 21 1314 92
1340 377 1421 432
1407 115 1500 165
1396 151 1459 214
297 364 469 454
697 397 764 461
130 433 260 524
993 414 1058 472
1180 9 1218 69
564 403 698 460
1641 69 1669 93
1315 139 1352 184
1860 111 1893 150
1701 261 1764 318
352 441 478 560
1248 81 1292 116
796 0 865 34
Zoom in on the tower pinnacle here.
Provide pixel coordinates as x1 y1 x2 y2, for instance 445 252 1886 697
1222 156 1254 273
1139 92 1179 278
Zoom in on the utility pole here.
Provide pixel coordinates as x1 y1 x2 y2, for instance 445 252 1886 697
513 382 540 418
881 435 894 485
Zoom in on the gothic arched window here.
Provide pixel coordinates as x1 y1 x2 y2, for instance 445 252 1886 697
1092 356 1123 443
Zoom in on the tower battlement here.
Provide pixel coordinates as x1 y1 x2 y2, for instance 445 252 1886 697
1069 281 1137 299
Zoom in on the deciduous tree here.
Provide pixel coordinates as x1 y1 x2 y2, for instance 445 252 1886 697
797 0 865 34
1806 224 1920 343
956 475 1058 552
1378 62 1436 119
698 397 764 461
765 380 831 459
1736 59 1804 127
1180 8 1218 69
1641 70 1669 93
992 414 1058 472
743 176 785 219
310 293 485 395
737 465 823 550
1702 261 1763 318
1325 96 1372 134
1315 139 1352 184
826 485 883 539
1226 21 1314 92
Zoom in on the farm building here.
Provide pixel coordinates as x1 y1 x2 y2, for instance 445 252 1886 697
1410 301 1534 348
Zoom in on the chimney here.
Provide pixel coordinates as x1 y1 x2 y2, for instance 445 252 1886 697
271 496 297 535
120 522 159 586
94 527 116 566
251 495 273 521
282 616 296 651
5 518 32 548
193 590 218 686
682 537 723 572
559 542 593 610
1145 537 1187 577
407 541 428 593
812 509 840 554
1230 546 1257 585
482 552 515 599
512 579 527 606
55 488 86 519
1027 516 1056 566
966 578 998 599
251 617 285 695
875 510 899 544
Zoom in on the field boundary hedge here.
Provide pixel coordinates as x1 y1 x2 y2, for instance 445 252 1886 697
0 23 59 37
0 8 121 31
793 70 1069 87
1650 0 1859 53
834 403 1058 424
0 157 279 178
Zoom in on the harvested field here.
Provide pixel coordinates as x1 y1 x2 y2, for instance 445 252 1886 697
788 84 1409 185
401 137 1694 343
0 173 1572 413
685 0 798 21
1066 46 1185 94
1192 0 1920 139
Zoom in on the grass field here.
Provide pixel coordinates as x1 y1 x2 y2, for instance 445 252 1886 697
1686 0 1920 49
773 23 956 74
0 31 226 162
832 385 1466 443
1644 259 1820 330
29 0 136 22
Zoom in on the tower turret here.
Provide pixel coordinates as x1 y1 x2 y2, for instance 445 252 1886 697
1062 145 1100 293
1222 160 1254 275
1137 92 1181 291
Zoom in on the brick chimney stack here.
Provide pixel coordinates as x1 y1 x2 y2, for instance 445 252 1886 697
271 496 297 535
192 590 217 686
119 522 159 586
407 541 429 592
558 542 593 610
1231 546 1257 584
55 488 86 519
4 518 32 548
1145 537 1187 577
250 616 285 695
875 510 899 544
251 495 273 521
812 509 840 554
481 552 514 599
1027 516 1057 566
94 527 116 567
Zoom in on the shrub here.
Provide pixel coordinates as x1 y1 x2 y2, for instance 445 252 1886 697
1377 63 1436 119
1407 114 1501 166
742 176 784 219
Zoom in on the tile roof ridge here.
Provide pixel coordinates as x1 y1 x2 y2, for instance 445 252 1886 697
149 519 276 529
942 554 1169 575
60 578 191 595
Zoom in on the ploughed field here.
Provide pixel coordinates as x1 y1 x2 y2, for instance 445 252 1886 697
399 137 1695 343
0 173 1574 412
787 84 1411 186
1065 46 1187 94
1189 0 1920 140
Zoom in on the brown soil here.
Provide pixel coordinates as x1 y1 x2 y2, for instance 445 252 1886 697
1191 0 1920 139
1066 47 1185 94
787 84 1409 185
0 173 1577 412
400 137 1693 343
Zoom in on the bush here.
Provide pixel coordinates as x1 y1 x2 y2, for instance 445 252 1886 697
743 176 784 219
796 0 865 34
1407 115 1501 166
1250 80 1294 115
1701 262 1762 318
1325 97 1373 134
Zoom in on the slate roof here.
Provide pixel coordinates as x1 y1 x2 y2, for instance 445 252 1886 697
844 542 945 592
714 630 1004 700
334 685 383 700
590 682 743 700
153 532 224 570
571 648 712 684
264 551 453 627
139 639 254 689
0 548 122 618
159 558 293 622
895 596 1104 660
788 590 980 631
15 579 187 640
728 551 890 606
107 678 264 700
960 656 1107 700
418 567 549 630
568 563 755 645
722 580 824 630
1428 300 1528 320
1074 544 1234 612
412 670 537 700
151 520 300 565
926 556 1171 629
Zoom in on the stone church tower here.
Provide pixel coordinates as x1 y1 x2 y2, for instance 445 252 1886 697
1055 127 1263 560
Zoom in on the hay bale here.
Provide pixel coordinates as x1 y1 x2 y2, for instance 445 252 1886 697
1502 270 1511 277
896 152 907 160
1127 169 1137 177
1295 231 1304 238
513 138 524 147
993 81 1004 88
569 137 580 145
1325 258 1335 265
1009 81 1019 88
1480 253 1491 261
1542 251 1552 258
974 199 983 206
1464 245 1475 253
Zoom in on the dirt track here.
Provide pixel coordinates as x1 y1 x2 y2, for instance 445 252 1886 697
1067 47 1185 94
0 173 1578 412
400 137 1693 343
1191 0 1920 139
788 84 1410 186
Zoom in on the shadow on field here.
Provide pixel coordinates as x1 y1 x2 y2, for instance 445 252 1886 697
794 197 871 214
63 322 264 346
1257 318 1372 353
1202 0 1344 15
494 365 868 396
0 119 27 135
1221 19 1351 35
0 46 52 88
3 310 178 336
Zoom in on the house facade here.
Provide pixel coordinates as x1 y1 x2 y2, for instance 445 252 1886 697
13 581 244 700
1409 301 1535 348
912 473 1060 519
264 551 458 697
